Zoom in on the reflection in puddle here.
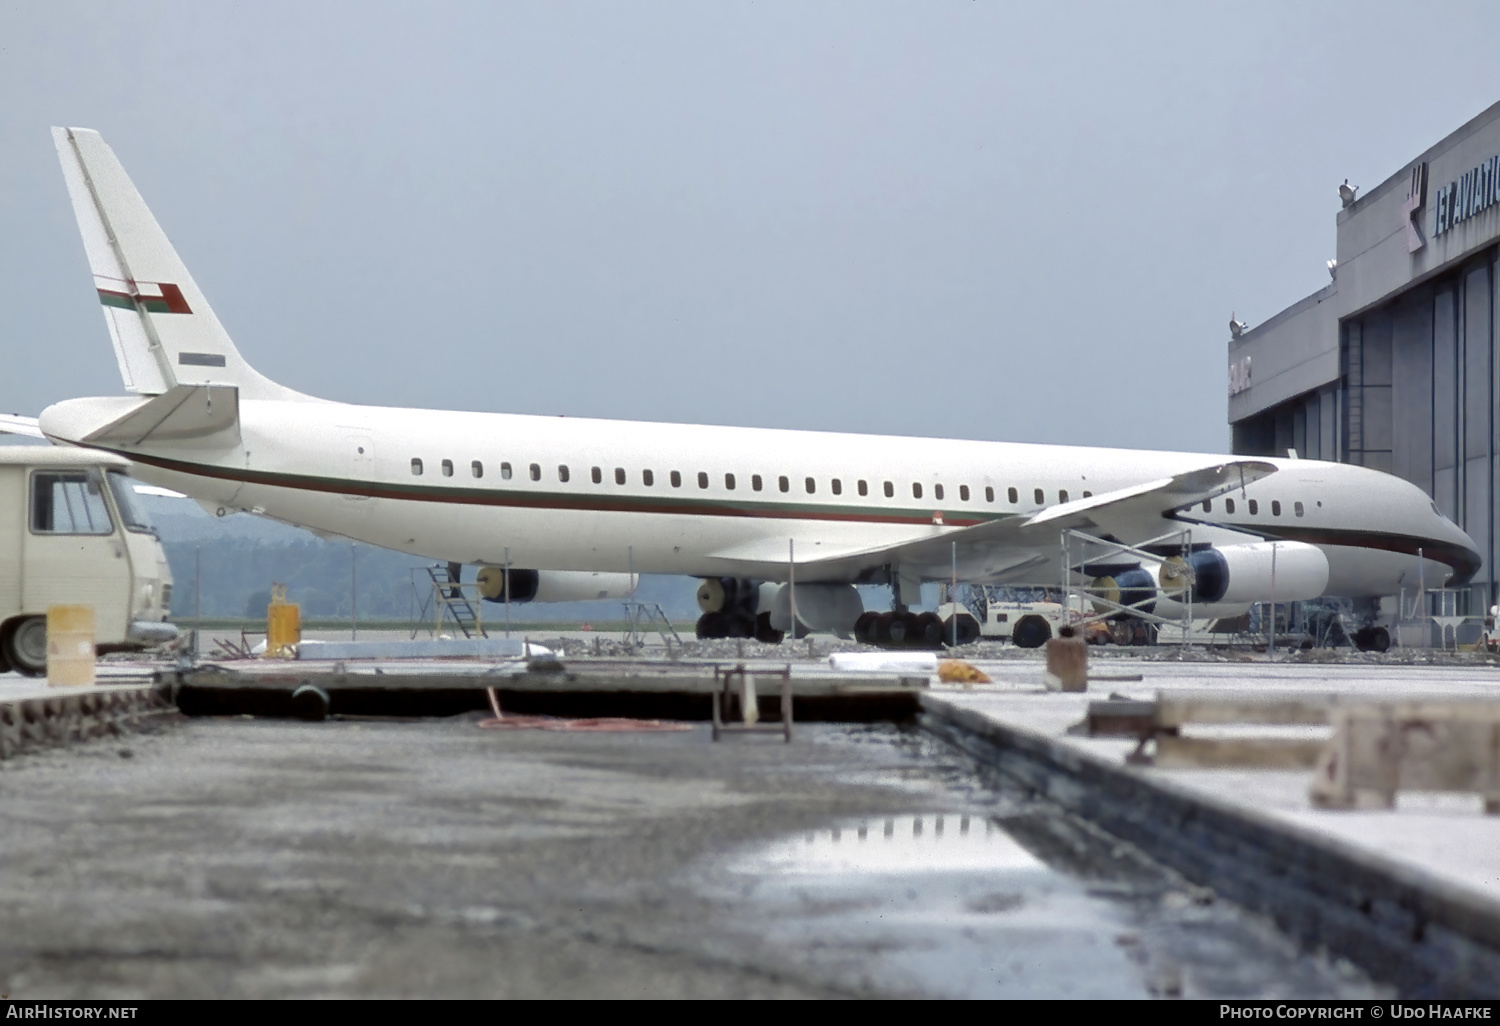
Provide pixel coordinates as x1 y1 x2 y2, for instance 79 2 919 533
745 814 1045 875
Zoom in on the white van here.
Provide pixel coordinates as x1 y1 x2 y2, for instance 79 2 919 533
0 448 176 676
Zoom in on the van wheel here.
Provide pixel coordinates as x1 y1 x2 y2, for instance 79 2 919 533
6 617 47 677
1012 615 1051 649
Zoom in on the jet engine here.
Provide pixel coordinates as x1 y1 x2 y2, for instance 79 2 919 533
476 567 636 604
1090 542 1329 619
769 583 863 638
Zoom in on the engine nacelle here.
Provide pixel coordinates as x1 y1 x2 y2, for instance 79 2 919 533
769 583 863 637
696 577 777 615
476 567 636 604
1092 542 1329 620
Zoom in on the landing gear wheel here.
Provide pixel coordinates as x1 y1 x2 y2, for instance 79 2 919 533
913 612 944 649
941 613 981 647
883 612 910 646
853 611 880 646
696 612 730 640
1012 615 1051 649
1369 625 1390 653
6 616 47 677
754 612 784 645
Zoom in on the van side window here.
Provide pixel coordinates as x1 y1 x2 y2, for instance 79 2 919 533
411 458 423 476
31 472 113 535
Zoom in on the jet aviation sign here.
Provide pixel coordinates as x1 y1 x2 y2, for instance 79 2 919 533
1434 154 1500 238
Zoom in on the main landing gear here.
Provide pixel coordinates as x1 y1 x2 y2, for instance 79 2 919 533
851 610 978 648
694 577 785 644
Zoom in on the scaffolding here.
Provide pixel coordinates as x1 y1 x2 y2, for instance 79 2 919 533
1058 525 1197 651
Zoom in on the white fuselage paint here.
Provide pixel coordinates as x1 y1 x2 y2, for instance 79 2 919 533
39 396 1481 599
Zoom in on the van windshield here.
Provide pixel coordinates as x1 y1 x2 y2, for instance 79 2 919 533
106 471 157 535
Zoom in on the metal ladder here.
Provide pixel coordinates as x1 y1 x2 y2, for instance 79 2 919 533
426 563 487 639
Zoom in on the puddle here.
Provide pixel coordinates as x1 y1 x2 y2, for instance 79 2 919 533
737 813 1044 875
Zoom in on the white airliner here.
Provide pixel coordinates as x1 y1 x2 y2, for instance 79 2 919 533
17 128 1482 651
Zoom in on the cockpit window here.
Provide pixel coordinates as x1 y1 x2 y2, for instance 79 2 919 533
106 471 156 535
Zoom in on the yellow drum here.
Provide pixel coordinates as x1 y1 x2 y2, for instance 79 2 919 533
46 604 96 687
265 584 301 659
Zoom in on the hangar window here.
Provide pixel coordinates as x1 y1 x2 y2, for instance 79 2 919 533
985 486 994 503
410 458 423 476
1225 498 1235 514
471 461 483 478
530 463 541 482
884 481 894 498
959 485 970 502
643 469 654 486
779 476 790 493
1294 501 1304 517
725 473 736 490
671 471 682 488
558 465 569 483
500 462 513 480
1033 488 1045 505
591 466 602 484
1271 500 1281 516
912 482 923 499
858 480 868 496
441 459 454 477
1007 487 1018 504
616 468 627 485
831 479 842 495
752 474 763 491
805 477 816 494
1248 499 1259 515
1058 489 1068 503
934 484 944 501
698 471 709 489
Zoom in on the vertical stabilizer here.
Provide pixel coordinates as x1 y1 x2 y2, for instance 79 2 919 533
52 127 306 401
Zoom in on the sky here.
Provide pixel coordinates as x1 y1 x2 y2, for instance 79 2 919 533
5 2 1500 453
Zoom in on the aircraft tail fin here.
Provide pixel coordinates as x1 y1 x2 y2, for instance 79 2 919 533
52 127 305 401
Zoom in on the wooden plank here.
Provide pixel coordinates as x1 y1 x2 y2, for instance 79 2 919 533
1155 734 1327 769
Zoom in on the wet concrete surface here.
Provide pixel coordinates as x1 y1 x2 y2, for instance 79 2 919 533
0 715 1388 998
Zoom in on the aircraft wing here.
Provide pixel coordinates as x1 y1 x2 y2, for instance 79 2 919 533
784 458 1278 583
0 413 45 440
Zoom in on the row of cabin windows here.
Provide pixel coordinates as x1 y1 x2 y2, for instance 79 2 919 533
405 458 1093 504
1201 498 1306 518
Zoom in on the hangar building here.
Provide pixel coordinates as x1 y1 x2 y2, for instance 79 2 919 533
1230 100 1500 611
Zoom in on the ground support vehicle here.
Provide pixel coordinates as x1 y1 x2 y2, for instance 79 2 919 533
0 448 176 676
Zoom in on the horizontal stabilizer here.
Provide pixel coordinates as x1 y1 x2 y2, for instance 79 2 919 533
82 384 241 449
0 414 45 440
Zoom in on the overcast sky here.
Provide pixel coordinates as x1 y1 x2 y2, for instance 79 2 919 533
5 2 1500 453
